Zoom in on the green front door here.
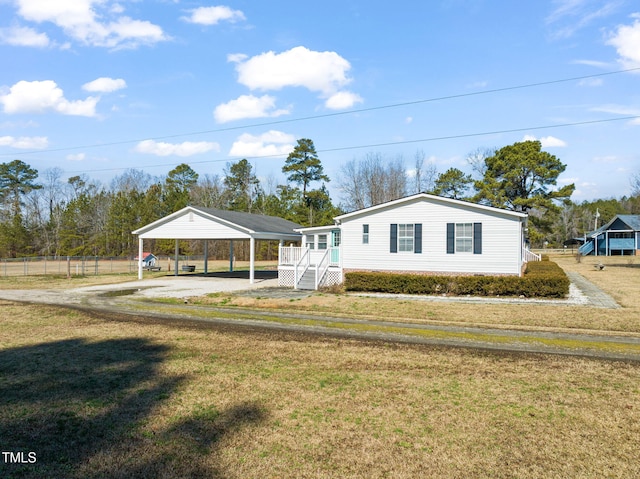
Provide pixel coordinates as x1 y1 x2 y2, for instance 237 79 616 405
331 229 341 264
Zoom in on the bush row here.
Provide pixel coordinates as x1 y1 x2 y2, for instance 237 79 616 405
344 261 569 298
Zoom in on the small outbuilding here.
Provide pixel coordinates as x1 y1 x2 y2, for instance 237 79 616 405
132 206 302 283
135 252 158 268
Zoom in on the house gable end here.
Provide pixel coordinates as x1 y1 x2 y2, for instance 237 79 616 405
335 193 526 224
137 208 252 240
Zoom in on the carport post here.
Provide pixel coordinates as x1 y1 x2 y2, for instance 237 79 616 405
249 236 255 284
229 240 234 272
138 237 144 280
174 239 179 276
204 240 209 274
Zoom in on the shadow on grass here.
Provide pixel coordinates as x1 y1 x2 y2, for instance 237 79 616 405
602 263 640 269
0 338 266 478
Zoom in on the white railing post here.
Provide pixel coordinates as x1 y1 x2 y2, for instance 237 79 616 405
293 248 309 289
315 248 330 290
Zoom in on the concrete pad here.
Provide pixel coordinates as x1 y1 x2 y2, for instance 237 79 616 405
73 274 281 299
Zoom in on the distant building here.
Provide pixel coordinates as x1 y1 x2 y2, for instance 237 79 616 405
135 252 158 268
578 215 640 256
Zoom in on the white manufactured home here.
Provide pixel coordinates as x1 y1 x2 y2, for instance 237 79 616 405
278 193 540 289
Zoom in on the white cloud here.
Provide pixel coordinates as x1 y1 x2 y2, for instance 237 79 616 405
67 153 86 161
591 104 640 115
522 135 567 147
607 16 640 68
324 91 363 110
82 77 127 93
466 80 489 89
0 135 48 149
12 0 168 49
183 6 246 25
0 80 99 117
578 78 603 86
0 25 49 47
135 140 220 157
227 53 247 63
214 94 289 123
229 46 361 107
591 104 640 124
571 59 612 68
593 155 618 163
546 0 619 38
229 130 295 158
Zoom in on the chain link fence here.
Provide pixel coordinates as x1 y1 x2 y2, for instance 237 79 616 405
0 256 141 277
0 255 279 277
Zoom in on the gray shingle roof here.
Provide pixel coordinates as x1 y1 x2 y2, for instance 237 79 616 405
617 215 640 231
589 214 640 236
192 206 302 234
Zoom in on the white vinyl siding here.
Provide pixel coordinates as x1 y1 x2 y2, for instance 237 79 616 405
138 210 250 240
339 196 523 276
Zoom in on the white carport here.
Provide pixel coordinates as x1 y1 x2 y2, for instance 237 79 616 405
132 206 302 284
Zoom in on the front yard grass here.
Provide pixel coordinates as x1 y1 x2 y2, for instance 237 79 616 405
187 254 640 335
1 300 639 478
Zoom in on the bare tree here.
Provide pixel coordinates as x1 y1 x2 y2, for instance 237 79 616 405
386 156 407 202
631 172 640 197
466 147 496 178
338 152 408 211
412 149 437 193
110 169 154 193
190 174 224 209
338 159 365 211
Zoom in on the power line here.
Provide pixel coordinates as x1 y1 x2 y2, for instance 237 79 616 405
60 114 640 175
2 66 639 160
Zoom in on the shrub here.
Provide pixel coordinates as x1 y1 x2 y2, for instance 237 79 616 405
345 260 569 298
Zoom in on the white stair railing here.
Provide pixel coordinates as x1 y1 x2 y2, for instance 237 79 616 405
315 248 331 290
293 248 310 289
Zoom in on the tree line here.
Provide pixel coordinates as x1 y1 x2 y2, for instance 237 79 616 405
1 138 638 259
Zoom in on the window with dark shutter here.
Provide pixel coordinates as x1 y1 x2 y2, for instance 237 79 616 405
414 223 422 253
390 224 398 253
473 222 482 254
446 223 455 254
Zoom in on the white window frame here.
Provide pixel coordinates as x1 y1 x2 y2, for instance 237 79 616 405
362 224 369 244
398 224 414 253
455 223 473 253
318 234 328 250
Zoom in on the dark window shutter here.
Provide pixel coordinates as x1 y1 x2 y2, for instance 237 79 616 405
390 224 398 253
414 223 422 253
473 222 482 254
446 223 455 254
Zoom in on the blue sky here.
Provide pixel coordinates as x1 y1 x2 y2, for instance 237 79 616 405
1 0 639 203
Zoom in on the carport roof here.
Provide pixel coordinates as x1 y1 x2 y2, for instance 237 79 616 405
195 207 303 235
132 205 303 239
